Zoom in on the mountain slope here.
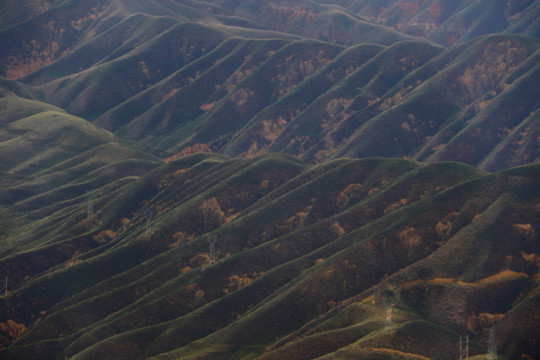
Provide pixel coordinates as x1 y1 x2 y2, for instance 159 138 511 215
91 33 539 171
321 0 540 45
0 79 159 252
0 3 539 358
1 2 538 170
0 153 538 359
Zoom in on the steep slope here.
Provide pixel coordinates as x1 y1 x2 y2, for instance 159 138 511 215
1 2 538 170
332 34 540 169
91 33 539 171
321 0 540 45
206 0 426 46
0 79 160 252
0 2 538 359
0 153 538 359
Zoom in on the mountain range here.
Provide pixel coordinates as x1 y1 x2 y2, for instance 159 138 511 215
0 1 539 359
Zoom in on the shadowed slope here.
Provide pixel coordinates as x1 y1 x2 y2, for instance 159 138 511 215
0 152 538 359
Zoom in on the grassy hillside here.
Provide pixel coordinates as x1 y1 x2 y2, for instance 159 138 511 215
0 80 159 252
0 151 538 359
1 2 538 169
0 3 538 358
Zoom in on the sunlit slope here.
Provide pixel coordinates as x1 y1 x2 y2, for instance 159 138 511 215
0 153 537 359
0 80 159 253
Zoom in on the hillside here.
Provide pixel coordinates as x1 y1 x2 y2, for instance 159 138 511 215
0 79 159 251
0 1 539 359
0 153 538 359
322 0 540 45
0 1 538 170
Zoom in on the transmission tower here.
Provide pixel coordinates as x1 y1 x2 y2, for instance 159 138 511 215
459 336 469 360
144 210 153 235
487 328 497 360
207 235 218 266
0 276 7 296
383 297 394 333
86 191 95 219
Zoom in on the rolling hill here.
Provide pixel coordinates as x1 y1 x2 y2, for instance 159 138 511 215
0 1 539 359
0 153 538 359
1 1 537 170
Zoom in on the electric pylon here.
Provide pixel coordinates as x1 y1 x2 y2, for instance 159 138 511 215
383 297 394 333
86 191 94 219
0 276 7 296
144 210 153 235
487 328 497 360
459 336 469 360
207 235 218 266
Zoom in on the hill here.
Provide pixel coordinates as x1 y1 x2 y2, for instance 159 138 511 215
0 153 538 359
321 0 540 45
0 79 159 251
0 1 538 170
0 2 539 359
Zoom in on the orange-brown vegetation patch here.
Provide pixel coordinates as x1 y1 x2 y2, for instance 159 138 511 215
326 98 354 117
466 312 504 332
428 278 455 285
158 168 188 189
199 197 238 229
401 269 530 291
380 85 415 111
166 143 212 160
513 223 535 238
169 231 194 248
474 269 529 285
226 68 254 91
472 213 483 222
313 139 338 163
189 254 209 268
240 141 266 158
194 289 205 305
139 61 151 79
93 229 116 244
63 259 83 269
180 266 192 275
520 252 539 269
162 88 179 101
337 183 362 207
232 88 252 107
200 101 217 112
5 38 60 79
281 205 312 231
456 40 530 103
0 320 27 341
365 347 431 360
261 116 288 142
331 221 345 237
368 179 390 195
397 227 421 246
224 274 253 293
384 198 408 214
